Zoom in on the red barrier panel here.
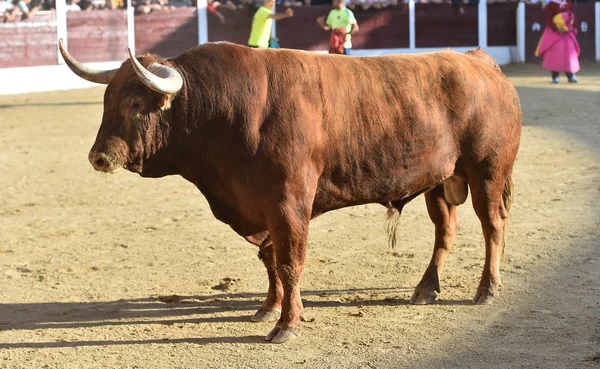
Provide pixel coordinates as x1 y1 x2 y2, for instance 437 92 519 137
8 5 595 69
207 7 254 45
67 10 128 63
135 8 199 58
0 13 57 68
352 6 410 49
525 4 547 63
575 3 597 62
488 3 517 46
415 4 478 47
273 6 331 50
525 3 596 63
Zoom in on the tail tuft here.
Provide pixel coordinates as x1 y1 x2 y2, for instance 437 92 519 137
501 174 514 256
385 204 401 250
502 173 513 213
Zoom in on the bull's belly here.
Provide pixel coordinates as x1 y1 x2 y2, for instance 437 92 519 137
311 173 446 216
311 135 459 215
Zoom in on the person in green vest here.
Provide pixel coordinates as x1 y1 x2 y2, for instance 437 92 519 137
248 0 294 49
316 0 359 55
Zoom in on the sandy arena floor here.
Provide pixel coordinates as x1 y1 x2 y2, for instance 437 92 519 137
0 63 599 369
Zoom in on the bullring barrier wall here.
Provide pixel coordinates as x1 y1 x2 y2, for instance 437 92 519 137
0 2 598 95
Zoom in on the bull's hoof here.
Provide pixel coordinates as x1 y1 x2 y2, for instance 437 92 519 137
301 314 315 323
265 326 301 343
250 308 281 322
409 287 438 305
472 286 497 305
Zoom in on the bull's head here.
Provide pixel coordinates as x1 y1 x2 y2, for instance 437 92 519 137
58 39 183 176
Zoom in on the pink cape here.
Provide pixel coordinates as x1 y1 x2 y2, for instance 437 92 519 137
536 11 580 73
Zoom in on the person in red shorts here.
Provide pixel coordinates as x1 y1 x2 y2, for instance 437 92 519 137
316 0 359 55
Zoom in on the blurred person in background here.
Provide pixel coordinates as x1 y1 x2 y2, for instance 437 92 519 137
168 0 191 8
1 0 18 22
535 0 580 83
4 0 40 20
247 0 293 48
105 0 123 8
134 0 162 13
316 0 358 55
347 0 394 12
74 0 103 10
451 0 464 14
229 0 249 8
206 0 240 24
281 0 302 6
77 0 94 10
66 0 81 10
207 0 226 23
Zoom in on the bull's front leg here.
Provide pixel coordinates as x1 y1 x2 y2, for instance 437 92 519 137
263 202 311 344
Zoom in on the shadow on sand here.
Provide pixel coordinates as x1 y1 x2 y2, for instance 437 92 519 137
0 286 475 348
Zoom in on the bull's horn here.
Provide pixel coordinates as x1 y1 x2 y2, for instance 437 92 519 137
58 39 117 85
128 48 183 95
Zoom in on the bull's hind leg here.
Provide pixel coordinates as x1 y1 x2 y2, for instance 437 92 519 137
469 173 512 305
410 184 460 304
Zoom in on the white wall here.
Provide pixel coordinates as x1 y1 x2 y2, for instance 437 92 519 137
0 62 122 96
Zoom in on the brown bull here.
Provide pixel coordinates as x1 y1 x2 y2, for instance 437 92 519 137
59 40 522 343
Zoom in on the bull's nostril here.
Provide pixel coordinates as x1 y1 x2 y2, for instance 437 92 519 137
95 157 106 168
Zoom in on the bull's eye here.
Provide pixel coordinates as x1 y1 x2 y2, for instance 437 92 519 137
131 102 141 110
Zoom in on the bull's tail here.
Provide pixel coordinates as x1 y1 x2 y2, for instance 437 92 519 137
384 189 432 250
501 173 514 256
385 204 401 250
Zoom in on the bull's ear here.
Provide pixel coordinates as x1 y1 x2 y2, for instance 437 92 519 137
158 93 175 111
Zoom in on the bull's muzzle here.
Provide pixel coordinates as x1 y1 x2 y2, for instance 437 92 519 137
89 151 121 173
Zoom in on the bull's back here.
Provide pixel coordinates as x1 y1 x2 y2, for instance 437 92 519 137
463 48 503 72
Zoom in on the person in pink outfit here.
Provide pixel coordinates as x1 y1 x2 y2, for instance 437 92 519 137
535 0 580 84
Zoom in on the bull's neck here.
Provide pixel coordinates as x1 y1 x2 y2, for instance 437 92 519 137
168 78 214 184
169 74 241 200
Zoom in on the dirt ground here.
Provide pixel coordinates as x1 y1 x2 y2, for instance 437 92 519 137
0 62 599 369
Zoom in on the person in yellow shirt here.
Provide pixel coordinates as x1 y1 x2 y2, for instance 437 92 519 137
248 0 294 49
316 0 359 55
